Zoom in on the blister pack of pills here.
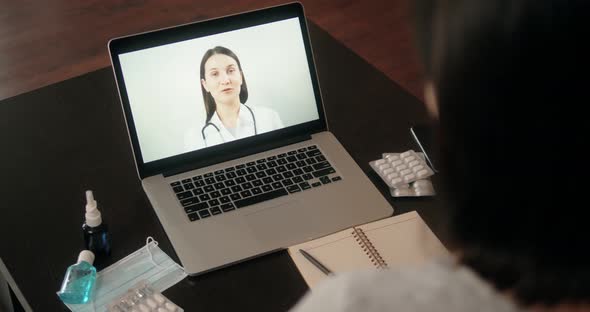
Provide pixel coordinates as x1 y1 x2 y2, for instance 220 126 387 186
370 151 436 197
388 177 435 197
107 281 183 312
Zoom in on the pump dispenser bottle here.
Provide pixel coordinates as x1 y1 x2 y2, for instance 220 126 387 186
82 190 111 257
57 250 97 304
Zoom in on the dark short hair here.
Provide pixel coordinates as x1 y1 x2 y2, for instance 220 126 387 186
414 0 589 307
200 46 248 123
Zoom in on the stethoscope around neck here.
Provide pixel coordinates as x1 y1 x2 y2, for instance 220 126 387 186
201 104 257 143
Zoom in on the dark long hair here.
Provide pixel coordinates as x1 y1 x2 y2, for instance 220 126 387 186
415 0 589 307
200 46 249 123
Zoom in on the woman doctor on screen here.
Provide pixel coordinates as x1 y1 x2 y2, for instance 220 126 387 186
200 46 284 147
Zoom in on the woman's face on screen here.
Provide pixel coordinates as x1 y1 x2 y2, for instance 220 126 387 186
201 54 243 105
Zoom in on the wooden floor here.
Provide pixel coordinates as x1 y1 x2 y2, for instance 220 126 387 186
0 0 424 102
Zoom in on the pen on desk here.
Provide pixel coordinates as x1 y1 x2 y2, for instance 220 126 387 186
299 249 332 275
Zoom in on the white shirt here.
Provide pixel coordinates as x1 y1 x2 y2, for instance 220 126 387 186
203 104 283 147
290 260 521 312
184 104 284 152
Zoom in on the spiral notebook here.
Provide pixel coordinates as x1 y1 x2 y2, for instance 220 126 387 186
287 211 448 288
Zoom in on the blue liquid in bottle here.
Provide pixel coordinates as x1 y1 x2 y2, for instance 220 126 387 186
57 250 97 304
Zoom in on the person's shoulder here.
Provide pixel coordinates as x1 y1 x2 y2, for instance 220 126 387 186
246 104 283 130
291 261 521 312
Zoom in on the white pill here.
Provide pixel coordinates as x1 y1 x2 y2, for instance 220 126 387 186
378 164 390 171
412 165 425 173
375 159 386 165
146 298 158 309
404 173 417 183
408 160 420 167
138 304 151 312
413 179 431 188
395 182 410 189
382 168 394 175
415 183 435 196
415 189 434 196
400 169 412 176
390 159 403 167
153 293 166 305
158 308 169 312
404 155 417 163
385 155 400 161
400 150 414 158
417 169 430 178
395 164 408 171
386 172 399 180
394 188 413 197
165 302 178 311
390 177 404 187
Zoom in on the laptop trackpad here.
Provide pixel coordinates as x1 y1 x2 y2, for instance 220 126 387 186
245 200 319 246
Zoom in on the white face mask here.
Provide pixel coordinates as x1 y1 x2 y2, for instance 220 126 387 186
64 237 187 312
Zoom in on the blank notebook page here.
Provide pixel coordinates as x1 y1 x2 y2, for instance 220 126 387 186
288 227 373 288
288 211 448 288
358 211 448 268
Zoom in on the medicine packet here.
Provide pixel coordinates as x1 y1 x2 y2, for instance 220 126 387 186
107 281 183 312
370 151 436 197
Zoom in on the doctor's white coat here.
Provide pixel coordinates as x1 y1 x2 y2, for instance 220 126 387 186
184 104 283 150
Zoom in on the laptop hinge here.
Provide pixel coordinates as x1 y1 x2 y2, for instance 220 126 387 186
162 134 312 177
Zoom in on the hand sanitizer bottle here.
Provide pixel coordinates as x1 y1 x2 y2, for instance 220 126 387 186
57 250 97 304
82 190 111 258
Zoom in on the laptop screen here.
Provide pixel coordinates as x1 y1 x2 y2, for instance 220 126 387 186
117 17 320 164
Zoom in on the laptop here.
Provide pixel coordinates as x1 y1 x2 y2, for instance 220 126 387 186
108 2 392 275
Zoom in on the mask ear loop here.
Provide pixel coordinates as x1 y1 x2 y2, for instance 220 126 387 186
146 236 166 269
146 236 188 275
86 237 181 311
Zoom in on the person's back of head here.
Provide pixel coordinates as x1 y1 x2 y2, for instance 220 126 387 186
414 0 589 308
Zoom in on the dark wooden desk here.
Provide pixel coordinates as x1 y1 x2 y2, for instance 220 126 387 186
0 23 441 311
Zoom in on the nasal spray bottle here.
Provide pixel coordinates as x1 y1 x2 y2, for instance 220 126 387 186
82 190 112 258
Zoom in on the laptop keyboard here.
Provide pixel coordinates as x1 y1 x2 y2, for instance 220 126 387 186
170 145 342 222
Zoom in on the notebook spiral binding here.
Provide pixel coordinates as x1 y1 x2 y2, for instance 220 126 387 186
352 228 388 269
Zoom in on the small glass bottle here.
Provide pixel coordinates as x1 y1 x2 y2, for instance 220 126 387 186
82 190 112 258
57 250 97 304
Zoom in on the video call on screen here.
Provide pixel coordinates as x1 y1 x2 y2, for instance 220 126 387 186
119 18 320 163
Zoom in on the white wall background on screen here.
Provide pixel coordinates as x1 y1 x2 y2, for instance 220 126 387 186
119 18 319 163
